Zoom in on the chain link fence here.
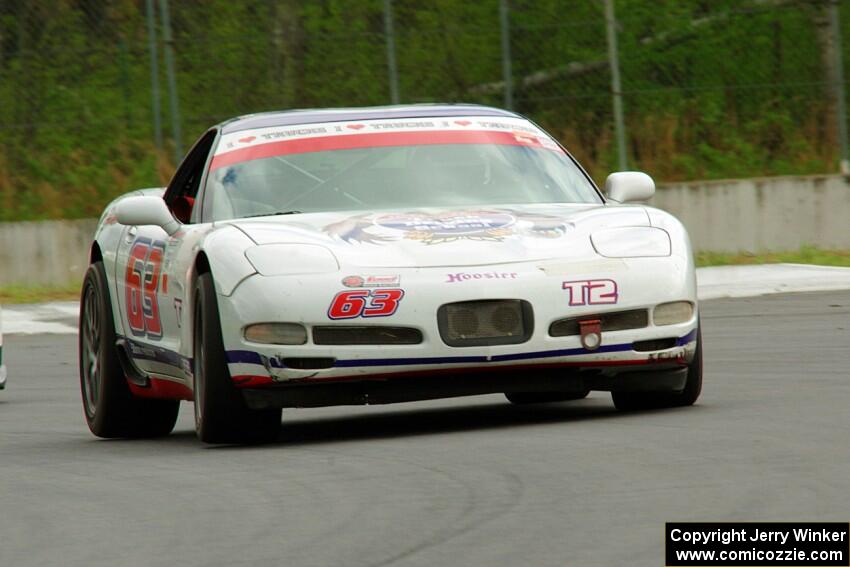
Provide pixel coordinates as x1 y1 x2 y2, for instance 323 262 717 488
0 0 848 220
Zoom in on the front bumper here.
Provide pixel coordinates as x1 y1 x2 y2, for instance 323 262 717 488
219 256 698 392
243 365 689 409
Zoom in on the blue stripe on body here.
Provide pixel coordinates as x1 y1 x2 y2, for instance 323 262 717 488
228 330 699 370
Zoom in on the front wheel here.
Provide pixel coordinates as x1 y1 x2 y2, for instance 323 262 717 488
79 262 179 438
612 325 703 411
193 272 281 444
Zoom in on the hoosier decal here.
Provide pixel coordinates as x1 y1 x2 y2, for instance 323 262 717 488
445 271 519 283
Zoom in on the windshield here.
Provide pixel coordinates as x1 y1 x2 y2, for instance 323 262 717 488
206 116 600 220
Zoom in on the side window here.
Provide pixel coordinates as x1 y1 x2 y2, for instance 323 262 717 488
164 130 217 224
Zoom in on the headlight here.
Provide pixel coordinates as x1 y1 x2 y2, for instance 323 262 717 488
590 227 671 258
245 244 339 276
244 323 308 345
653 301 694 325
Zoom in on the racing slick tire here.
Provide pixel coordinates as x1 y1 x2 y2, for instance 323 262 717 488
505 390 590 404
79 262 179 438
611 324 703 411
193 272 281 444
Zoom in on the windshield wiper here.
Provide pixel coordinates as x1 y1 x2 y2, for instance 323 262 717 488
242 210 302 219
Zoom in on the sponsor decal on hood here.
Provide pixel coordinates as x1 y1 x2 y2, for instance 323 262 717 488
324 209 571 246
342 275 401 288
229 204 650 268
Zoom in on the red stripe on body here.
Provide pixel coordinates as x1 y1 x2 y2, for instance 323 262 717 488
231 375 276 387
128 376 194 400
211 130 560 172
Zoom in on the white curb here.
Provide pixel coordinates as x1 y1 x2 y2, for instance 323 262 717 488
4 301 79 335
697 263 850 299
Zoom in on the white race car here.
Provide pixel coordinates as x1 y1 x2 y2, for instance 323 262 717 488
79 104 701 443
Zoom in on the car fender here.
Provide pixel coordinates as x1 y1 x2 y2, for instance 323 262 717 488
644 206 698 305
197 225 258 297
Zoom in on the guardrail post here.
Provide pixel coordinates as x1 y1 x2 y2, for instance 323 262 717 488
828 0 849 174
145 0 163 152
158 0 183 163
604 0 628 171
383 0 400 104
500 0 513 110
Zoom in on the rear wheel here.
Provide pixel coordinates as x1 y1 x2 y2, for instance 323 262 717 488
611 325 703 411
193 272 281 444
505 390 590 404
79 262 179 438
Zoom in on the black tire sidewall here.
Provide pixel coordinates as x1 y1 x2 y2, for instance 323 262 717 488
79 262 133 435
194 272 233 441
79 261 179 438
612 321 703 410
194 272 280 443
678 323 703 405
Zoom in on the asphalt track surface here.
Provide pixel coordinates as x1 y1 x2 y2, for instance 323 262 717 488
1 291 848 567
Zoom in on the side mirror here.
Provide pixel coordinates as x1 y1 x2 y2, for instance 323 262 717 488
605 171 655 203
114 195 180 235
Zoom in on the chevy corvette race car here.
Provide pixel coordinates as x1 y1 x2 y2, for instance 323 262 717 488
78 104 702 443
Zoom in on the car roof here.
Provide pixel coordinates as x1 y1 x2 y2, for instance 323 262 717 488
219 104 522 134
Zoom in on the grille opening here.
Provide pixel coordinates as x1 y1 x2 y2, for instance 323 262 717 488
632 338 677 352
313 326 423 345
549 309 648 337
283 357 336 370
438 299 533 347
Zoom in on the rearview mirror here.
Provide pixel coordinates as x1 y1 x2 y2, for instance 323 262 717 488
114 195 180 235
605 171 655 203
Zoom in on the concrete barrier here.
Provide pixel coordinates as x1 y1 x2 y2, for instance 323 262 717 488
0 174 848 287
651 174 850 253
0 219 96 287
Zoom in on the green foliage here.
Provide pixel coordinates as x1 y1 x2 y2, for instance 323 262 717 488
696 246 850 268
0 0 848 220
0 282 81 304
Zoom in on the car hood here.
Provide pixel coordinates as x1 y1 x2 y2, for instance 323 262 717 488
225 203 650 268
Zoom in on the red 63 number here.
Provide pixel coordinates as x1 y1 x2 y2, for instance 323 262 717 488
328 289 405 319
125 238 166 339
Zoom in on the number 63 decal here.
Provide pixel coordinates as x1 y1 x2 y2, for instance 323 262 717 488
125 238 166 339
328 289 405 319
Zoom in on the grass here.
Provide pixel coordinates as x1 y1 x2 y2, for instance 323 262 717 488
0 283 81 305
696 246 850 268
0 247 847 304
